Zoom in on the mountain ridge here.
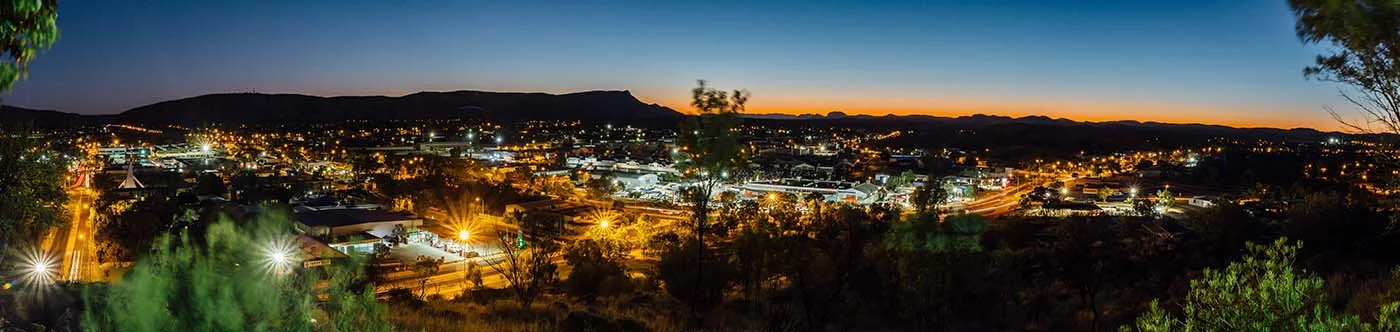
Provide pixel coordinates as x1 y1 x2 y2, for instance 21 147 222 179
0 90 1346 139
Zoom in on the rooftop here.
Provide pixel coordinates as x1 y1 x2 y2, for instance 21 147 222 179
295 208 420 228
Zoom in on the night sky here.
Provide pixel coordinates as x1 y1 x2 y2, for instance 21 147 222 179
1 0 1353 129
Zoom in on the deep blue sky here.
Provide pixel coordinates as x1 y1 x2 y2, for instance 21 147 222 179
2 0 1350 128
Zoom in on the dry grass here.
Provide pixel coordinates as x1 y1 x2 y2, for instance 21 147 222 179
386 291 698 331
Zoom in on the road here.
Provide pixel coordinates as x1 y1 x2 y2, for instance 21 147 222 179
51 189 98 282
957 180 1047 218
378 254 573 299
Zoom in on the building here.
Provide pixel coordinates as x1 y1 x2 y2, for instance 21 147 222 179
1189 196 1220 208
504 198 593 222
613 172 660 190
295 235 350 268
738 179 878 204
294 209 423 254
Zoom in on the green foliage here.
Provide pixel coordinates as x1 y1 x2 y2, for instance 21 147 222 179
885 170 917 189
1098 187 1114 202
95 197 182 263
0 132 68 260
886 213 985 254
0 0 60 91
81 213 391 331
1155 188 1174 209
1125 238 1386 331
910 181 948 215
583 174 617 200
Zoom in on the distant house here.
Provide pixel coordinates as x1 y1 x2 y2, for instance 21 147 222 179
1189 196 1220 208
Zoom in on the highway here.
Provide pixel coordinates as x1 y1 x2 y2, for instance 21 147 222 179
55 191 98 282
956 178 1050 218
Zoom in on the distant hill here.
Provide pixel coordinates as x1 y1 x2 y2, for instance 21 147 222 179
114 90 682 126
0 90 1364 150
1 90 683 127
0 105 103 128
738 112 1361 155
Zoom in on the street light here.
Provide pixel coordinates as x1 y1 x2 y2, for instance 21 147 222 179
16 248 57 286
457 229 471 289
271 252 286 266
262 239 296 277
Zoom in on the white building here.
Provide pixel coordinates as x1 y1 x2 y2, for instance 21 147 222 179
1188 196 1220 208
613 172 660 190
738 179 879 204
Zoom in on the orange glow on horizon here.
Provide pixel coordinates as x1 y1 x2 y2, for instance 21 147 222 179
655 96 1338 130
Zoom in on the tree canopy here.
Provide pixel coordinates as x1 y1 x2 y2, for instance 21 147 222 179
0 133 68 265
1290 0 1400 133
1126 238 1397 331
81 213 390 332
0 0 60 92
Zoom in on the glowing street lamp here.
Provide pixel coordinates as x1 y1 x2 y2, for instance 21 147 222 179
457 229 472 288
262 238 297 277
15 249 57 286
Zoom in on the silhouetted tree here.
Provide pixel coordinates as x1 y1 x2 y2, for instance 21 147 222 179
563 239 631 304
1284 192 1388 260
675 80 747 318
1290 0 1400 136
910 182 948 215
485 229 558 308
1187 203 1263 260
1047 218 1130 331
658 238 734 321
195 173 228 198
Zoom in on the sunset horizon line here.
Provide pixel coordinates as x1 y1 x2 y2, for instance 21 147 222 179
7 87 1345 132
